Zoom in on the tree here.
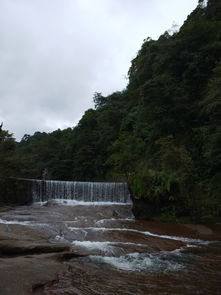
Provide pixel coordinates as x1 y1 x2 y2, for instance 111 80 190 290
0 126 18 203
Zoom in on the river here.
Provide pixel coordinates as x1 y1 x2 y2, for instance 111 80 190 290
0 199 220 294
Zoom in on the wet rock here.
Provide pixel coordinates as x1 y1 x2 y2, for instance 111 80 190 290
0 201 221 295
0 240 69 256
113 206 134 219
43 200 59 207
183 224 213 236
200 215 221 224
0 222 70 294
0 205 12 213
0 254 68 295
57 251 88 261
0 223 70 257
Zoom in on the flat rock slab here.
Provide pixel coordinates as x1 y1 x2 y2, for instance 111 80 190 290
0 223 49 241
130 220 221 241
0 254 68 295
0 223 72 294
0 240 69 256
0 223 70 256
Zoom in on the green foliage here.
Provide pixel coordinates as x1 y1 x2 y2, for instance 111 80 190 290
0 129 17 178
152 206 179 223
18 129 74 180
0 128 21 203
107 132 145 180
156 136 193 176
129 169 178 201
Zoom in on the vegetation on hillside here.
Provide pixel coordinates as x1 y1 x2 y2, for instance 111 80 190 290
1 0 220 220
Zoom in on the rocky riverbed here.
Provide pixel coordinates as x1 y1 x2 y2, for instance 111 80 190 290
0 200 220 295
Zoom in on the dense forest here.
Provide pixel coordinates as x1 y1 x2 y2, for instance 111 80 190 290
1 0 221 221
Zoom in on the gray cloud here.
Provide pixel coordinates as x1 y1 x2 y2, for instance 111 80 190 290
0 0 198 140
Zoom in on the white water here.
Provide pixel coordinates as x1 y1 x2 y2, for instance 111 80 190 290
72 241 148 254
1 199 219 292
68 226 210 245
0 218 49 228
32 180 131 203
87 252 183 272
35 199 131 206
95 218 134 225
1 198 220 294
0 218 31 225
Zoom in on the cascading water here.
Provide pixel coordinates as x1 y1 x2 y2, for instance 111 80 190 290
0 182 220 295
32 179 131 203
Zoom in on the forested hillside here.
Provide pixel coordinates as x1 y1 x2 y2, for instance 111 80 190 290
1 0 221 221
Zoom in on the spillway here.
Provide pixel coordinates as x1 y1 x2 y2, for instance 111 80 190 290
31 179 131 203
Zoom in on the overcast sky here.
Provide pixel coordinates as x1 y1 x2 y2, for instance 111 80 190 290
0 0 198 140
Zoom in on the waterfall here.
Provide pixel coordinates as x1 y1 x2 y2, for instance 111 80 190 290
32 180 131 203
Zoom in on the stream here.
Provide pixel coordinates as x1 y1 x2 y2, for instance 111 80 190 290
0 199 220 294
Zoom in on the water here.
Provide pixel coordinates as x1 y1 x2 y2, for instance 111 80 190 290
32 179 130 203
0 199 220 294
